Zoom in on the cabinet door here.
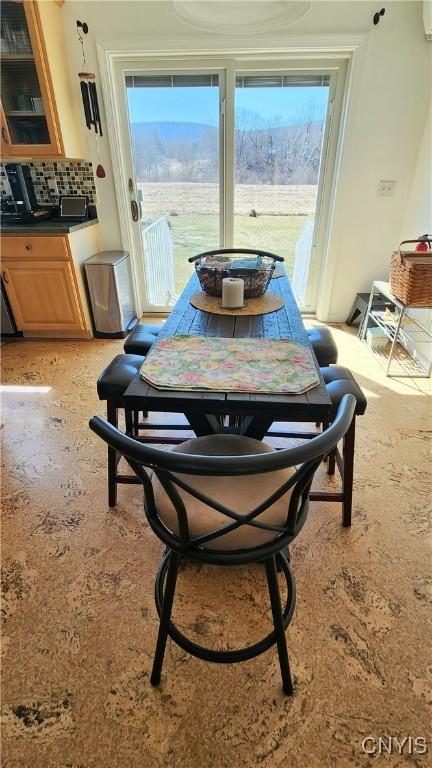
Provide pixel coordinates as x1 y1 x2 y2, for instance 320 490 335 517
0 1 62 157
2 260 85 331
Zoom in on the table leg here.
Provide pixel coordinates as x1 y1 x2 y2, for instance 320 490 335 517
183 412 223 437
386 306 404 376
239 415 275 440
360 283 375 340
183 411 275 440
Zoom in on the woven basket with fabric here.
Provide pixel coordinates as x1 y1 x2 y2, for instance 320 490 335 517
389 239 432 306
188 248 284 299
195 254 275 298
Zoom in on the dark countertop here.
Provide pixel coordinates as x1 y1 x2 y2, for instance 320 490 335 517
0 218 99 235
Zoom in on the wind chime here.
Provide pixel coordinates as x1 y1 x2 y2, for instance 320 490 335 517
76 20 106 178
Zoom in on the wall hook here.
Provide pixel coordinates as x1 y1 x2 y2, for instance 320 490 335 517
373 8 385 25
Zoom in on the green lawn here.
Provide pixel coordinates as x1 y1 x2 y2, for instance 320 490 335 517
168 214 311 295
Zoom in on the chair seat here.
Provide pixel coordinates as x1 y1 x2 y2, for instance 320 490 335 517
153 434 295 551
321 366 367 416
97 354 144 401
124 323 163 355
307 327 338 367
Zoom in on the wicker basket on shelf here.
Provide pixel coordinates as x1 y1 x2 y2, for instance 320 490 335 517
389 238 432 306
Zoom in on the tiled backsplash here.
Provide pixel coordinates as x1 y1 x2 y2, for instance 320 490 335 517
0 161 97 205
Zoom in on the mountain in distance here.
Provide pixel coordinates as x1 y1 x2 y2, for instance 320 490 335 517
131 121 217 143
131 119 323 145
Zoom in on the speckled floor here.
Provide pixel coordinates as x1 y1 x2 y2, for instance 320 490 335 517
1 325 431 768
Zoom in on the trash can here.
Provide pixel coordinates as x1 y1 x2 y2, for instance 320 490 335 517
85 250 137 338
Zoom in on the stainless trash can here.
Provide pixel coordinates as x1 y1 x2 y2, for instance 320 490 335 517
85 250 137 338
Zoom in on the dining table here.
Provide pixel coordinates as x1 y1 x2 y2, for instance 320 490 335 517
123 269 332 441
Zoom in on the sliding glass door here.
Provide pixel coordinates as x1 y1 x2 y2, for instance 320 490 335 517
125 73 222 307
114 57 341 313
234 74 330 308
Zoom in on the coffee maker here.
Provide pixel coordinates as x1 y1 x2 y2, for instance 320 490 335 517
1 163 52 223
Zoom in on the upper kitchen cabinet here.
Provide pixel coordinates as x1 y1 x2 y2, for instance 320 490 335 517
0 1 84 159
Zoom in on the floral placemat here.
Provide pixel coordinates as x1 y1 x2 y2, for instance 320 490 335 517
189 290 284 316
140 335 320 394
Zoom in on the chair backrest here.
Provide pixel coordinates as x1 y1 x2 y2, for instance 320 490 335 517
89 394 355 563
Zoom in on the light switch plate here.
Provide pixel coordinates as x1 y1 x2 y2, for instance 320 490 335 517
377 180 396 196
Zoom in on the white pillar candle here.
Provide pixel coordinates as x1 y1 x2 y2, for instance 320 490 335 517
221 277 244 308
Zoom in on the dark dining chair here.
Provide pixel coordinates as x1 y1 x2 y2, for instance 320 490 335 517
123 322 164 355
307 326 338 367
268 366 367 527
89 394 355 695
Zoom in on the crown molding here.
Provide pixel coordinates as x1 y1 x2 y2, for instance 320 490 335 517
98 33 368 60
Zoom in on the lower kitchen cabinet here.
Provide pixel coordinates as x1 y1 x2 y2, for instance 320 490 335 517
1 227 99 337
2 259 85 332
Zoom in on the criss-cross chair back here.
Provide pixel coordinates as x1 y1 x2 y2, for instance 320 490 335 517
89 394 355 695
140 434 319 562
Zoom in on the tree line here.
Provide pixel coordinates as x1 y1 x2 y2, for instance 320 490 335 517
132 109 324 185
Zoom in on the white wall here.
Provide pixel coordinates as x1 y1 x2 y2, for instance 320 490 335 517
57 1 431 320
400 104 432 367
401 104 432 241
322 1 431 320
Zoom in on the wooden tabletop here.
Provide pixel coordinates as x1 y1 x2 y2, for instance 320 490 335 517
124 272 331 437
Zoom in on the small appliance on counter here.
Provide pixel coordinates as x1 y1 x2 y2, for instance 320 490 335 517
52 195 89 223
84 251 137 338
1 163 53 224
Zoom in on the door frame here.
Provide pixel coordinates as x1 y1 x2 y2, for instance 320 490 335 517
99 45 357 315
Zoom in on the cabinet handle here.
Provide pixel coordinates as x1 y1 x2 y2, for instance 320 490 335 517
1 127 8 144
2 271 9 284
25 243 32 251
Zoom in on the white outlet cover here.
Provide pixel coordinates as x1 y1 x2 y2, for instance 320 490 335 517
377 180 396 196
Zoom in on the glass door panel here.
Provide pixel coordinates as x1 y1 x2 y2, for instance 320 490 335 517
115 59 343 315
234 74 330 309
0 2 50 146
126 74 221 308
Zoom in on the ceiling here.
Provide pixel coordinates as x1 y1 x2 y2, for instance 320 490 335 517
172 1 313 35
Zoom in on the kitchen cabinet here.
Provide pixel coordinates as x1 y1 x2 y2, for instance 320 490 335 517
1 1 83 159
4 233 69 260
1 225 99 338
1 259 85 332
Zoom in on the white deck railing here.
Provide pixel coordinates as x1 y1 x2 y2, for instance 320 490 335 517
141 217 177 307
291 219 314 308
